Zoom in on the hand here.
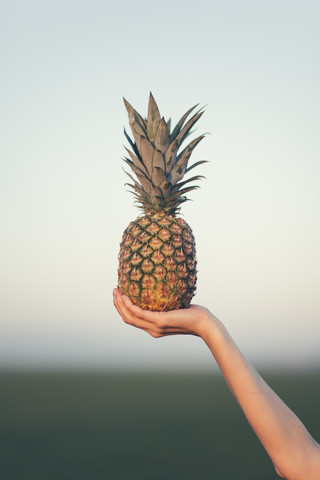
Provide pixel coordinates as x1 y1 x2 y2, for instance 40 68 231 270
113 288 218 339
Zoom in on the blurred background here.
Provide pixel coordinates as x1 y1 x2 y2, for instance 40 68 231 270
0 0 319 479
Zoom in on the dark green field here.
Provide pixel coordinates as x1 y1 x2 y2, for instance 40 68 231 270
0 370 319 480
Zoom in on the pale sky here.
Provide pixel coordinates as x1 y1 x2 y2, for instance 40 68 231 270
1 0 319 370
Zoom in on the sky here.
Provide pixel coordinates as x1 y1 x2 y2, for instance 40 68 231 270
1 0 319 370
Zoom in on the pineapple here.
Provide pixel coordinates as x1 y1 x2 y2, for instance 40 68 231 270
118 93 206 311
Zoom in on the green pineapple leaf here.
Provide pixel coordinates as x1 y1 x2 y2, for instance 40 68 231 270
170 104 199 143
164 138 179 172
174 111 204 151
170 151 192 184
185 160 209 173
147 92 161 142
124 128 140 158
175 135 205 166
124 147 150 177
139 136 155 176
173 175 205 192
152 148 165 171
154 117 169 154
152 166 167 187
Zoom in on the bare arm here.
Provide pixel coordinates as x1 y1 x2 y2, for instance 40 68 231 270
201 319 320 479
113 289 320 480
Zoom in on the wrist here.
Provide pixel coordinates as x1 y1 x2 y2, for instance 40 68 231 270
195 308 224 342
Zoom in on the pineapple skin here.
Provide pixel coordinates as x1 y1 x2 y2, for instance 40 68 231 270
118 212 197 311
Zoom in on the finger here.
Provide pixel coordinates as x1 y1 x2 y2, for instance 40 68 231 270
113 289 203 338
113 289 142 327
141 327 187 338
113 290 187 336
115 289 166 329
119 292 191 333
113 289 132 323
121 294 166 325
143 328 164 338
120 293 189 332
121 294 188 332
113 289 165 334
134 323 186 336
113 289 141 323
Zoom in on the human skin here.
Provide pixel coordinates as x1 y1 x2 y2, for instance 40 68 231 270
113 288 320 480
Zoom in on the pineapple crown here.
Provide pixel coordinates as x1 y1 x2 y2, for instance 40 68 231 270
123 92 207 215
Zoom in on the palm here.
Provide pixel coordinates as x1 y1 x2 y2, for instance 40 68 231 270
113 288 212 338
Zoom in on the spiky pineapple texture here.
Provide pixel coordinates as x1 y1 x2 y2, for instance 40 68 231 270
118 212 197 311
118 93 206 311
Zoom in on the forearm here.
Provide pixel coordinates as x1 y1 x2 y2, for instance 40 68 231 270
200 318 320 479
113 291 320 478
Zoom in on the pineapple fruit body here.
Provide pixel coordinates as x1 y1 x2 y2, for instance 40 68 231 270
118 93 206 311
118 212 197 311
